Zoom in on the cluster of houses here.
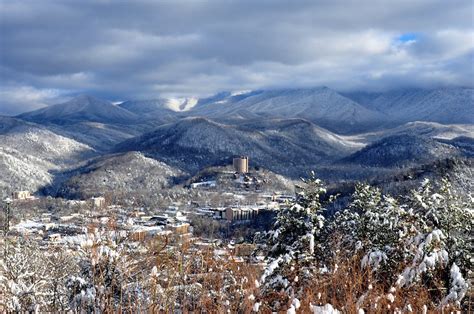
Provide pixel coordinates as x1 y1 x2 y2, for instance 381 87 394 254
8 192 294 247
9 190 106 210
194 192 294 222
4 156 295 262
7 201 269 262
8 203 190 241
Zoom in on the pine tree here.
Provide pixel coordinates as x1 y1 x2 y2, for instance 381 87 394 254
259 172 334 311
398 178 473 307
330 183 413 283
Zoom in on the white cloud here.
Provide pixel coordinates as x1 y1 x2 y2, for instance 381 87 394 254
0 86 70 115
0 0 472 114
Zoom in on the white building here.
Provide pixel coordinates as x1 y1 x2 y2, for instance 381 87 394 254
90 196 106 209
12 191 31 200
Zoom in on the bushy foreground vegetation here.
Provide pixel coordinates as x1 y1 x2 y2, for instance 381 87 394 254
0 175 472 312
256 173 472 312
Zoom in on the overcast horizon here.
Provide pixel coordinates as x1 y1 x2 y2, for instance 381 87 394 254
1 0 473 115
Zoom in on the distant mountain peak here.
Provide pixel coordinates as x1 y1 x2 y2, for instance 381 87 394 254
70 94 103 102
47 94 114 109
57 94 115 108
189 85 385 133
344 87 474 125
17 94 137 125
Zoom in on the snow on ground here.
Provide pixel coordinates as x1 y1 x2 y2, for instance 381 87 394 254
11 220 44 233
165 97 198 112
310 303 341 314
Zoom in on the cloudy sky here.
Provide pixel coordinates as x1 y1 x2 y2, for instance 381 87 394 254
0 0 473 115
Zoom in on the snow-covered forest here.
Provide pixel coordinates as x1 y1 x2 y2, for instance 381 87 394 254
1 0 473 311
1 175 471 312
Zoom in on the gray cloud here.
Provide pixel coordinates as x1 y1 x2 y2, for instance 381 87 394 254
0 0 473 114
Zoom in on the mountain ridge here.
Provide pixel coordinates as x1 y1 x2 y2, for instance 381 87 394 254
113 116 361 177
3 86 473 195
343 87 474 125
17 95 139 125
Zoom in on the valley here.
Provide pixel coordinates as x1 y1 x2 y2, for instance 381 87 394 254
2 1 473 311
0 86 472 200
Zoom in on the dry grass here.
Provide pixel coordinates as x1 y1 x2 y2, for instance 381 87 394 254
1 223 468 313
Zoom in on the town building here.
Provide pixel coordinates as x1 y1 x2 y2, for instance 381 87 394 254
233 156 249 173
12 191 31 200
190 180 217 189
90 196 106 209
167 222 190 235
225 207 259 221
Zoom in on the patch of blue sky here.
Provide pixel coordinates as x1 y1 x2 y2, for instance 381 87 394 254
397 33 420 43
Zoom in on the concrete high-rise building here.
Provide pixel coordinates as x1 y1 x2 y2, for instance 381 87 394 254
233 156 249 173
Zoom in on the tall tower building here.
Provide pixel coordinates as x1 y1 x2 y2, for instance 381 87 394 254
233 156 249 173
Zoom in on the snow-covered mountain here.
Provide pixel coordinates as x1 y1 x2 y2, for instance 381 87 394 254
0 116 94 164
118 99 175 116
15 95 167 150
47 121 153 152
6 87 474 195
0 116 95 194
115 87 473 133
355 121 474 143
190 87 386 134
0 147 53 197
17 95 138 125
113 117 362 177
342 134 464 167
344 87 474 125
56 151 185 198
370 158 473 198
119 97 198 115
165 97 199 112
438 136 474 157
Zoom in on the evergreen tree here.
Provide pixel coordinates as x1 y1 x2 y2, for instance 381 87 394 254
397 178 472 307
330 183 413 282
259 172 334 311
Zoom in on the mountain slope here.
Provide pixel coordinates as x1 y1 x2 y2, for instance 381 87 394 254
46 121 154 152
342 134 463 167
355 121 474 143
113 117 362 177
17 95 138 125
0 116 94 165
438 136 474 157
119 99 176 115
119 97 198 113
344 87 474 125
117 99 187 125
56 151 185 198
0 116 95 194
15 95 168 151
370 158 474 197
190 87 387 133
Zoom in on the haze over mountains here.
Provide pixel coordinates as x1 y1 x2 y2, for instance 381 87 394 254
2 86 473 196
